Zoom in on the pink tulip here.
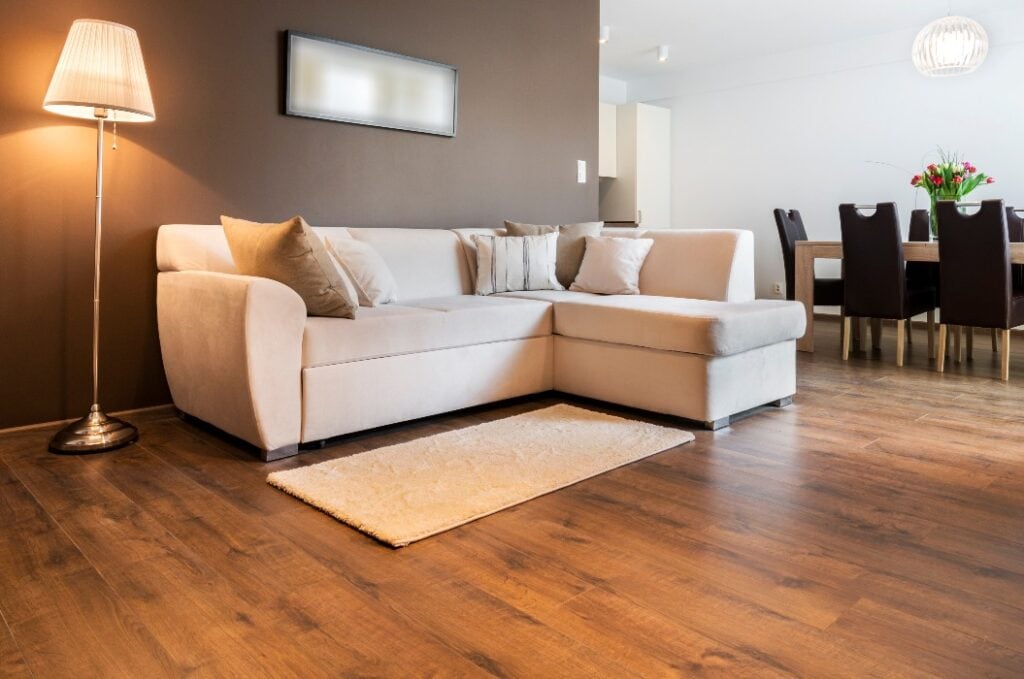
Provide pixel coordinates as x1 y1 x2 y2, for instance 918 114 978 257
987 177 995 184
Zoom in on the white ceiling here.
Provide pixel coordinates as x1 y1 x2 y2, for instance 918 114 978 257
600 0 1019 81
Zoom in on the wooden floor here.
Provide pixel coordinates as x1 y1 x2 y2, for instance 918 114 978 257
3 319 1024 677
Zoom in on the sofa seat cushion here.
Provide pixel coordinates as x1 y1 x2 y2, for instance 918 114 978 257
553 296 806 357
302 295 552 368
495 290 600 303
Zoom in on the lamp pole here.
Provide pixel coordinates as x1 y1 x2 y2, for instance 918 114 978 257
92 113 104 409
48 111 138 454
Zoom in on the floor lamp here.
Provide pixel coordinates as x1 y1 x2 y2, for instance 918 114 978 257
43 19 156 453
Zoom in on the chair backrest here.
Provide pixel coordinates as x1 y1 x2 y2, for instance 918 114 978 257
839 203 906 318
908 209 931 242
906 209 935 288
773 209 808 301
937 199 1011 328
1007 207 1024 290
1006 207 1024 243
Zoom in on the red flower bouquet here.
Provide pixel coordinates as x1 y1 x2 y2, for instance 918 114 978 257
912 150 994 236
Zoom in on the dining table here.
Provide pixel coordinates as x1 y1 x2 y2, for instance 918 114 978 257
794 240 1024 352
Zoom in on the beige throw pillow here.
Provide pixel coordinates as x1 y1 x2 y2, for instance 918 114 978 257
505 221 604 288
472 232 563 295
570 236 654 295
323 236 399 307
221 215 358 318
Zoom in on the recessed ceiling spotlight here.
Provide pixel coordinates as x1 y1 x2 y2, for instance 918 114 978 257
599 25 610 44
657 45 670 62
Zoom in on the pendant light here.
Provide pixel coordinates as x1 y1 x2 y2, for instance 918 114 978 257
912 15 989 77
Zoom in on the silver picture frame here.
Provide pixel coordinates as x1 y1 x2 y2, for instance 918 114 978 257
285 30 458 137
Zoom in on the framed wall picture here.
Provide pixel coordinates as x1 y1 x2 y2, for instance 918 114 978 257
285 31 458 137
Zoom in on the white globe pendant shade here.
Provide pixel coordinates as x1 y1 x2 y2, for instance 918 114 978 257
912 16 989 77
44 19 155 122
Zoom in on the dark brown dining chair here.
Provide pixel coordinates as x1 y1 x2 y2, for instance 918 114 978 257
774 209 843 304
906 208 938 349
1006 206 1024 291
839 203 938 366
936 199 1024 380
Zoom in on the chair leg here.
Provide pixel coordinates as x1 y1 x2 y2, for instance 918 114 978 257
871 318 882 350
937 324 948 372
953 326 963 364
992 328 999 353
906 318 913 345
966 326 974 361
927 310 936 359
842 316 852 361
896 319 906 367
857 318 867 350
1001 329 1011 381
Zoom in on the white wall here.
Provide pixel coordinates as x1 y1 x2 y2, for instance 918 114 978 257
599 75 628 104
627 8 1024 299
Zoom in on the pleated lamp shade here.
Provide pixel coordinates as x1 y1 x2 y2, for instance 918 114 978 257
43 19 155 122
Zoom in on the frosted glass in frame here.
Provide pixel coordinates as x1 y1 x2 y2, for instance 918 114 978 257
286 31 457 137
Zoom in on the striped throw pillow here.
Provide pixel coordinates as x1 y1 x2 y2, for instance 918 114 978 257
472 233 563 295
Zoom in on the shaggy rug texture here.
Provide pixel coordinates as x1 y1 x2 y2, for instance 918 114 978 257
266 404 694 547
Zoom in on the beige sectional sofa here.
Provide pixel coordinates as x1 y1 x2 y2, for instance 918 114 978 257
156 225 805 460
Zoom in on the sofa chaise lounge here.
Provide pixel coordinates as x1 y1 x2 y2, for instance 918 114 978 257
156 225 806 460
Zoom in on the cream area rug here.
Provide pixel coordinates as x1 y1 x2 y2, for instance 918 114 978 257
266 404 694 547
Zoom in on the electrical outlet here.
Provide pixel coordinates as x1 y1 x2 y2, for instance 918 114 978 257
772 282 783 297
577 160 587 183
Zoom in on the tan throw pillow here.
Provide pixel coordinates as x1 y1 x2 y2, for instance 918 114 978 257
570 236 654 295
505 221 604 287
323 235 399 307
221 215 358 318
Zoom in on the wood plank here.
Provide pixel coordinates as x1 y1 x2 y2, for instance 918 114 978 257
0 611 32 679
0 459 179 677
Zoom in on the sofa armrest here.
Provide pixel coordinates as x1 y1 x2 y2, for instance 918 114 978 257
157 271 305 457
638 229 756 302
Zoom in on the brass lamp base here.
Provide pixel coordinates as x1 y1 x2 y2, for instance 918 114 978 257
49 404 138 454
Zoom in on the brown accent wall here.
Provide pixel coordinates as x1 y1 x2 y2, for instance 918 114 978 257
0 0 599 428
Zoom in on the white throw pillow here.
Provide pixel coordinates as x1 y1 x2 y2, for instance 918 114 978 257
570 236 654 295
323 236 399 306
472 232 563 295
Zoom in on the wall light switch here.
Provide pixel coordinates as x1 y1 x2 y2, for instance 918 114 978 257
577 160 587 183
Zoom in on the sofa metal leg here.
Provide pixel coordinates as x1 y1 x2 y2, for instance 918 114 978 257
703 417 730 431
262 444 299 462
770 396 794 408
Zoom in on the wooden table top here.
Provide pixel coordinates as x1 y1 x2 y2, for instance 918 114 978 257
796 240 1024 263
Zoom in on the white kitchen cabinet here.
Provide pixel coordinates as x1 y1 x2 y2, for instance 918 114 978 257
598 102 671 228
598 102 617 178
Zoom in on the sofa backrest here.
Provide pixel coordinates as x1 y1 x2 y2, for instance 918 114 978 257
156 224 755 303
346 228 472 299
639 229 755 302
157 224 473 301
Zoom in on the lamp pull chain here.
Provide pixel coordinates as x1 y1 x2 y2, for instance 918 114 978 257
112 121 118 150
